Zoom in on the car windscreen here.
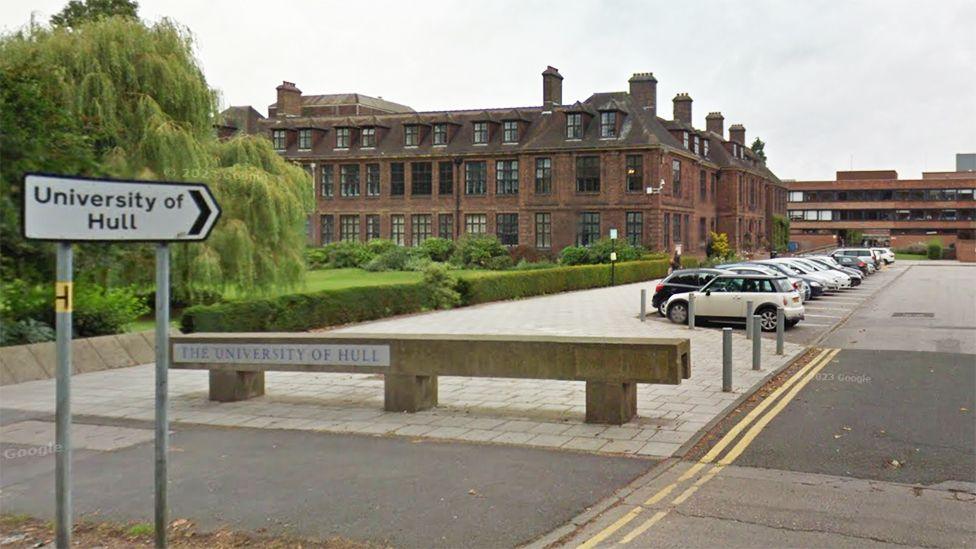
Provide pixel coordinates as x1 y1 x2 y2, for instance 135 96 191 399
784 261 811 274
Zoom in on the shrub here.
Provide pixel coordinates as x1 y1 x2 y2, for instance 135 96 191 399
325 241 374 268
708 231 732 259
363 247 411 271
419 238 456 262
0 319 55 346
421 264 461 309
512 260 558 271
453 235 509 268
304 247 330 269
366 239 397 256
73 286 150 337
926 239 942 260
509 245 548 264
585 238 642 264
559 246 590 266
404 255 434 272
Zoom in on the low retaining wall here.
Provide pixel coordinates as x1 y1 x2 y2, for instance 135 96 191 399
0 331 159 386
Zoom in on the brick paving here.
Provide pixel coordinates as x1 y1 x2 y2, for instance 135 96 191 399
0 280 804 458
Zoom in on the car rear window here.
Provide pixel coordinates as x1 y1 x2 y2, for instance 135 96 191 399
772 278 793 292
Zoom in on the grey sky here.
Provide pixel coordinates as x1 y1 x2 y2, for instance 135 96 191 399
5 0 975 180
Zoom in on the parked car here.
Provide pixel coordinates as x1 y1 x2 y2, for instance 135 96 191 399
791 257 854 288
751 260 825 298
804 256 862 286
651 268 729 316
872 247 895 264
768 258 845 290
717 263 810 301
833 248 880 270
664 274 804 331
833 254 870 275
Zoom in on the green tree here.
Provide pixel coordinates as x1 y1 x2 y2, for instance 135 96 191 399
0 17 312 295
50 0 139 28
750 137 767 162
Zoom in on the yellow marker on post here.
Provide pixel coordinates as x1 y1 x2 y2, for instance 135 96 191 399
55 281 73 313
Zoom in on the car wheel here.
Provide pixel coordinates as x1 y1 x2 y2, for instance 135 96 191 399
757 307 778 332
667 302 688 325
658 301 667 316
785 319 799 329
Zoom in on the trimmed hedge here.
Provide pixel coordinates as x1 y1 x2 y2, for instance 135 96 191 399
181 260 670 333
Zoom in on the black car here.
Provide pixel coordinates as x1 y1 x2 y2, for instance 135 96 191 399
651 268 729 315
834 254 870 275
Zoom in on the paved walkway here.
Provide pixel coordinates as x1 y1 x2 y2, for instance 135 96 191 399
0 281 804 458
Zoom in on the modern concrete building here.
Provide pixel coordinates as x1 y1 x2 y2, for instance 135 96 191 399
787 168 976 255
222 67 787 256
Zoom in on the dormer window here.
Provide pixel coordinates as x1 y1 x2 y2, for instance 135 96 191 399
433 124 448 145
502 121 518 143
566 113 582 139
361 127 376 148
272 129 286 150
298 129 312 150
682 131 690 149
473 122 488 144
600 112 617 138
335 127 350 149
703 139 710 158
404 125 419 146
693 135 700 155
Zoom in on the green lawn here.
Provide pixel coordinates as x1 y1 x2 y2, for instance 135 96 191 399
894 253 928 260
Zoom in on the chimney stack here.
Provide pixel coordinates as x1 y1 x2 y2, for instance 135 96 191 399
276 81 302 117
706 112 724 137
729 123 746 144
542 66 563 110
672 93 692 125
628 72 658 114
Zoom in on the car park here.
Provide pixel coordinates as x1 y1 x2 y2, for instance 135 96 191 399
872 247 895 264
804 255 863 286
751 260 826 298
717 263 810 301
768 258 844 290
651 268 729 316
833 254 870 275
664 274 804 331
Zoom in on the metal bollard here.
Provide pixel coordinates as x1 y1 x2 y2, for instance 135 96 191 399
745 300 754 340
752 315 762 370
640 289 646 322
722 327 732 392
776 307 785 355
688 293 696 330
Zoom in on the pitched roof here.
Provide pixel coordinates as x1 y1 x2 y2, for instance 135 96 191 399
267 93 414 114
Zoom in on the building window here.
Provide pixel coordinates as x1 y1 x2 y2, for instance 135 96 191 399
700 170 707 200
465 161 487 195
340 164 360 197
298 129 312 150
391 163 405 196
671 159 681 197
432 124 448 145
391 214 405 245
496 213 519 245
361 127 376 148
365 163 380 196
496 160 519 195
673 213 682 244
272 130 286 150
566 113 582 139
788 191 803 202
473 122 488 144
438 213 453 239
502 121 518 143
320 166 334 198
366 215 380 240
663 213 670 250
703 139 710 157
336 127 350 148
404 125 419 146
465 214 487 235
535 158 552 194
625 212 643 246
340 215 359 242
699 217 707 246
438 161 453 195
411 162 432 195
577 212 601 246
535 213 552 249
600 111 616 138
711 173 718 197
693 135 700 155
411 214 432 245
320 215 334 244
626 155 643 192
682 131 690 149
576 156 600 193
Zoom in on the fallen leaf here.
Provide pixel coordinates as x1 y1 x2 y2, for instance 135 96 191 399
833 434 843 439
842 426 852 431
961 408 969 413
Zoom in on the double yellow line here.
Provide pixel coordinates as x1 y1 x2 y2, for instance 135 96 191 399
578 347 841 548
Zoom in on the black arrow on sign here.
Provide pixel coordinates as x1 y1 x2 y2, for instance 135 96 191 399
188 189 211 236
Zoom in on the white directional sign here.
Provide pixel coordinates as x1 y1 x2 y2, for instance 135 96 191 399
23 173 221 242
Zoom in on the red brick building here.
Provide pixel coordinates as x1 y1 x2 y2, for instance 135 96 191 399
787 170 976 255
223 67 786 256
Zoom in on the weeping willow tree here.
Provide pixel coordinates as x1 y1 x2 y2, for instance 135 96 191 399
0 16 312 295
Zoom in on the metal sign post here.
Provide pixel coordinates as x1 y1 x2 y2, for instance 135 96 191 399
23 173 220 549
609 228 618 286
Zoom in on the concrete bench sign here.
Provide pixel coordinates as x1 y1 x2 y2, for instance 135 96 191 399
171 333 691 425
